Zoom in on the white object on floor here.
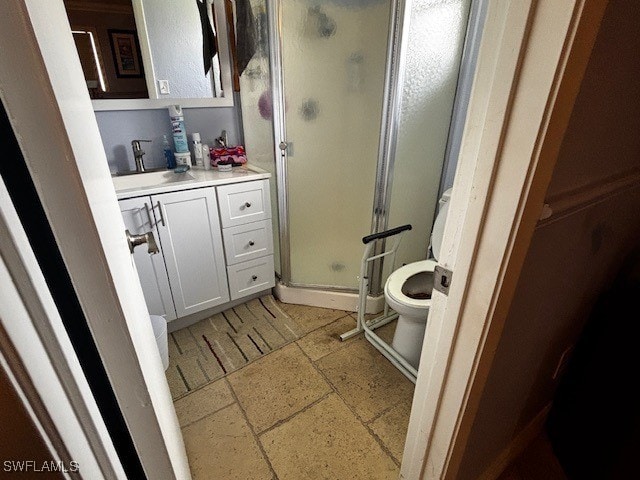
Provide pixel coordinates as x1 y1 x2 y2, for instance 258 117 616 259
150 315 169 370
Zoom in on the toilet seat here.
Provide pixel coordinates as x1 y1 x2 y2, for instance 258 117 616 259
385 259 438 309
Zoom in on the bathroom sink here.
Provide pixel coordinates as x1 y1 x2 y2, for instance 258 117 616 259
112 169 195 191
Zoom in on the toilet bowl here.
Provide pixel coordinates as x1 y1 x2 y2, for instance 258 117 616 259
384 189 451 369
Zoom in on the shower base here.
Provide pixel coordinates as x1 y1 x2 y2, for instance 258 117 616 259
274 282 385 314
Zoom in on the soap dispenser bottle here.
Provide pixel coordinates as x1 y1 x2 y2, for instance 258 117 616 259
163 135 176 169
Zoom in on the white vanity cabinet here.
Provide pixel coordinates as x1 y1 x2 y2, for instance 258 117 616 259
152 187 229 316
117 173 275 322
119 197 177 321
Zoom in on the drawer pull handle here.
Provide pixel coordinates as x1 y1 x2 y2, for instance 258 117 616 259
248 240 255 246
251 275 258 281
244 202 252 208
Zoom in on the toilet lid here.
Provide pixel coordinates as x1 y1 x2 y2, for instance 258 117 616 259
431 200 450 261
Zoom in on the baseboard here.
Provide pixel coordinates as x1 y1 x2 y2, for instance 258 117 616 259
274 282 385 314
478 403 553 480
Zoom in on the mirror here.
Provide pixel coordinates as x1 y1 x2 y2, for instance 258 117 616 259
63 0 234 110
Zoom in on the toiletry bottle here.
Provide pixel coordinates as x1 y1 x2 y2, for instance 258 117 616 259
192 132 204 167
202 144 211 170
174 152 191 167
168 105 189 153
163 134 176 169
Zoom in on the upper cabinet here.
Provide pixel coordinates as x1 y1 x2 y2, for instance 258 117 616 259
63 0 233 110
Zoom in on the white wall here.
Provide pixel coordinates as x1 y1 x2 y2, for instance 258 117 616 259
457 0 640 477
142 0 214 98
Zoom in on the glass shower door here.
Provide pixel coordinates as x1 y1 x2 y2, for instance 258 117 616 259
281 0 393 289
383 0 473 284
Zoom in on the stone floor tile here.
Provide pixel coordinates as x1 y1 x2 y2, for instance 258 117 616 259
369 401 413 463
296 315 357 361
260 394 398 480
182 403 272 480
228 343 331 433
276 300 348 334
174 378 235 427
316 338 414 422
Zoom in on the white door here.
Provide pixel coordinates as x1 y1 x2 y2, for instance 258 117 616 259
400 2 605 478
153 187 230 317
119 197 177 321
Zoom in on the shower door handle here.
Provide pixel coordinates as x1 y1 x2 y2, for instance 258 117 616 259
279 141 293 156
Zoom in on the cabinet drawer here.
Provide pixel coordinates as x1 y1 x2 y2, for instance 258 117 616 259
223 220 273 265
227 255 275 301
217 180 271 227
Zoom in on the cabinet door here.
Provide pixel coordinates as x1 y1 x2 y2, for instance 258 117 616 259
119 197 177 321
153 187 229 317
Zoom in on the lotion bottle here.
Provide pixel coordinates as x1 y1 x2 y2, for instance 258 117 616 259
192 132 204 167
202 144 211 170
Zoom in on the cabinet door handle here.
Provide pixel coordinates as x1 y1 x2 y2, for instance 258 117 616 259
143 202 154 226
248 240 255 246
156 201 166 226
244 202 252 209
251 275 258 281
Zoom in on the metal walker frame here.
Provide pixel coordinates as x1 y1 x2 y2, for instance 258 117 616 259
340 224 418 383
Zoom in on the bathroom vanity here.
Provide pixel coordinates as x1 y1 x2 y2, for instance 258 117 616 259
115 166 275 323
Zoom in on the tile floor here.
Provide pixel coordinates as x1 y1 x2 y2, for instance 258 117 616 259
175 301 415 480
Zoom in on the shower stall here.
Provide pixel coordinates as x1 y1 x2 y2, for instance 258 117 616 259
239 0 484 307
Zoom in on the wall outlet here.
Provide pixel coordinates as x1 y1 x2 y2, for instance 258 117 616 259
158 80 170 95
553 345 574 380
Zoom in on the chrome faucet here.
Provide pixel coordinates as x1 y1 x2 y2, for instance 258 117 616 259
131 139 152 172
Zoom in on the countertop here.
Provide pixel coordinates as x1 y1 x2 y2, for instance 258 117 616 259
113 165 271 200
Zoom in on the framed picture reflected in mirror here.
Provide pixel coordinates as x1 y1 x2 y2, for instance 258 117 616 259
108 29 143 78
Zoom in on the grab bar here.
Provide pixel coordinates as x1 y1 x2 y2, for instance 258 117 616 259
362 224 412 244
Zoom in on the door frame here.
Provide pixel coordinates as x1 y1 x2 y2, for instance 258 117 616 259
0 179 126 479
400 0 608 478
0 1 608 480
0 1 189 478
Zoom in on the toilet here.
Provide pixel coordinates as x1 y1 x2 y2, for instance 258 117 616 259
384 188 452 369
